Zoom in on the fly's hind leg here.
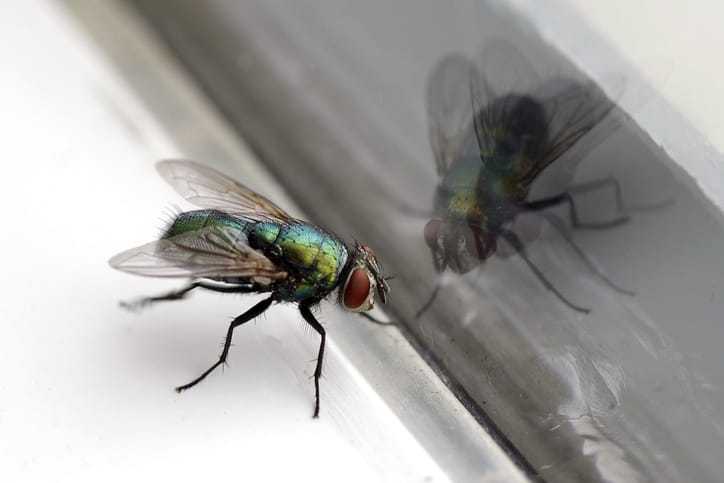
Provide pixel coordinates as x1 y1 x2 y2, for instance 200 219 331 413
567 176 626 213
120 280 255 311
524 192 629 230
175 296 274 392
524 176 630 230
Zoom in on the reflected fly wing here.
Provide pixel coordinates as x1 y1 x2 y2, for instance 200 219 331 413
470 40 542 161
476 39 542 99
468 40 618 188
426 54 479 175
109 224 287 284
521 77 618 186
156 160 294 223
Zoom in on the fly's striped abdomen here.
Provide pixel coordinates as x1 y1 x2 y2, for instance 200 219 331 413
162 210 258 285
162 209 250 239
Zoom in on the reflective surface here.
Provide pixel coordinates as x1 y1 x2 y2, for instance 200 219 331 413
128 1 724 481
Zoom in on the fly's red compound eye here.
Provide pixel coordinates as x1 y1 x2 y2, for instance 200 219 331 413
343 268 371 311
424 219 442 248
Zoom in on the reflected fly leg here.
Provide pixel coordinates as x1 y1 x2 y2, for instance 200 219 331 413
500 229 590 314
538 212 635 296
120 279 256 311
567 176 626 214
175 296 274 392
358 312 396 326
299 304 326 418
415 283 441 320
524 191 629 230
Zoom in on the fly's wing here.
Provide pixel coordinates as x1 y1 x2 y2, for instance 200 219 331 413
156 160 294 223
468 40 618 188
109 224 287 284
426 54 479 176
470 40 542 162
518 77 618 187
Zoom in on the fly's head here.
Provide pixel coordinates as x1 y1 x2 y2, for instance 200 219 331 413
424 218 497 274
340 243 390 312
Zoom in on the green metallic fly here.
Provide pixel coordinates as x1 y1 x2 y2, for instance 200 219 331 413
420 42 632 315
110 160 390 418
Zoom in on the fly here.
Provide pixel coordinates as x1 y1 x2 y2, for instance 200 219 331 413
419 41 633 316
110 160 391 418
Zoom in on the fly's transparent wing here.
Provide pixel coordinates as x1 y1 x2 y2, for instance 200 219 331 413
156 160 294 223
470 40 542 160
519 77 618 186
468 40 619 187
109 224 287 284
476 39 542 99
426 54 479 175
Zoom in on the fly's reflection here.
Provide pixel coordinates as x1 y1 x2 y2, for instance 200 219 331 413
420 42 632 316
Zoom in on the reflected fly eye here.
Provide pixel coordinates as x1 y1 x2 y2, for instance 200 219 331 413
342 267 374 312
424 219 442 248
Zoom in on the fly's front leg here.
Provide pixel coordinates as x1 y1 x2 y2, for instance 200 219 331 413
175 296 274 392
299 304 326 418
358 312 396 326
120 280 255 311
415 283 441 320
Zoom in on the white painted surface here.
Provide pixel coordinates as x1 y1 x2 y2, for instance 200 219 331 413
0 1 499 481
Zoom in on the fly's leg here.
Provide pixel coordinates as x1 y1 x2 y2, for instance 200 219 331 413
358 312 396 326
501 229 590 314
538 212 635 296
524 192 629 230
567 176 626 213
299 304 326 418
119 283 199 311
415 283 441 319
175 296 274 392
524 176 630 230
120 280 255 311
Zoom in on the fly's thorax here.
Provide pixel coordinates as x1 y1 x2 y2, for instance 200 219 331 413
439 155 488 221
248 221 281 248
446 188 485 221
442 155 484 192
250 221 349 302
